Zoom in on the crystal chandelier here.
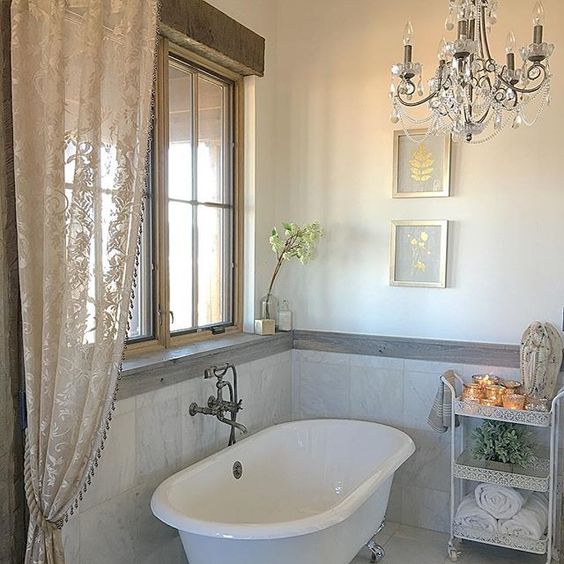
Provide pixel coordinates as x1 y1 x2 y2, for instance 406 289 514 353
390 1 555 143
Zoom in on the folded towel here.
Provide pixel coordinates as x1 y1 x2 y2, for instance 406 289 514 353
454 494 498 533
474 483 527 520
499 493 549 540
427 370 460 433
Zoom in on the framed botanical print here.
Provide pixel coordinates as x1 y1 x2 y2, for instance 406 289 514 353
390 220 449 288
392 129 451 198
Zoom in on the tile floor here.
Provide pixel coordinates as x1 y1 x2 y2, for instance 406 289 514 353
351 523 547 564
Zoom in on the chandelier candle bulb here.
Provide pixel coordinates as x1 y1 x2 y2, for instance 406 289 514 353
506 32 516 70
403 21 414 46
403 21 414 65
533 1 545 44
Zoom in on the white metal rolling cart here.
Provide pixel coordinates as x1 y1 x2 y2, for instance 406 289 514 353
442 373 564 563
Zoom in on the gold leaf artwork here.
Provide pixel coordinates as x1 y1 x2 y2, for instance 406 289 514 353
409 231 432 275
409 144 434 182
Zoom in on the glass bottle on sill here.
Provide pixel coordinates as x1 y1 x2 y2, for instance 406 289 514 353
278 300 292 332
260 293 279 327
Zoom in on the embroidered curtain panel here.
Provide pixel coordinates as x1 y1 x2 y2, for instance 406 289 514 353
11 2 157 562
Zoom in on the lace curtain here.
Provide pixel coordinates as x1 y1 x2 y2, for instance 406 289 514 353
11 2 158 562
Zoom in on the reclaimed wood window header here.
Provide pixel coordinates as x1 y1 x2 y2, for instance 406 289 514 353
160 0 265 77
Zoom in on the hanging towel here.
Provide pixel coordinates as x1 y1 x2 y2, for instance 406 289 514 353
499 493 549 540
454 494 498 533
427 370 459 433
474 483 527 520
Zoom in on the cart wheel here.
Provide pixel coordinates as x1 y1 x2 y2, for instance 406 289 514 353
448 547 459 562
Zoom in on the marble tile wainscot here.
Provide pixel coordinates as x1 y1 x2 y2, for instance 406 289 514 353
63 334 293 564
292 330 564 536
62 330 564 562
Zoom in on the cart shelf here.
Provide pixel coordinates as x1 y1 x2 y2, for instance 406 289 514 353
454 398 552 427
453 524 547 555
454 450 550 492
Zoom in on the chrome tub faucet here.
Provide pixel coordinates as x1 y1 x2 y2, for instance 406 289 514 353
189 363 247 446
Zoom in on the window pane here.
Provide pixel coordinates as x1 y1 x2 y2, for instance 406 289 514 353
197 76 226 204
128 191 153 341
168 63 192 201
169 201 193 333
197 206 231 327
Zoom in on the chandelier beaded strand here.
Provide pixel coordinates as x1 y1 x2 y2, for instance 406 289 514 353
390 0 554 143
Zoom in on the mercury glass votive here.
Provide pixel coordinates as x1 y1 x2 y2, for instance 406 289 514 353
472 374 500 388
503 393 526 410
525 397 550 412
462 383 485 402
484 384 505 405
480 399 500 407
502 380 523 394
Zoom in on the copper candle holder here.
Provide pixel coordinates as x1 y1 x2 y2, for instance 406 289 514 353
525 397 550 412
503 394 526 410
462 383 485 402
472 374 500 388
484 384 505 406
502 380 523 394
480 399 500 407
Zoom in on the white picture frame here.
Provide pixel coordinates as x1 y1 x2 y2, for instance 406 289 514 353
392 129 451 198
390 220 449 288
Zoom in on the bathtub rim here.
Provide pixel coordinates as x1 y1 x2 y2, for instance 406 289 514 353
151 419 415 540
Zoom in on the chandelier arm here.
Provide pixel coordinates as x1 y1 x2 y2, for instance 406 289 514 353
496 66 548 95
396 89 440 108
476 106 492 124
480 5 493 61
474 106 492 123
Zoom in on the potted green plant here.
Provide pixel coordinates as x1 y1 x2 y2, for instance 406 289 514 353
472 421 534 472
261 221 323 324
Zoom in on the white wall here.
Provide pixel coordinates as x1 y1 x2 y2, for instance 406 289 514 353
270 0 564 344
205 0 280 317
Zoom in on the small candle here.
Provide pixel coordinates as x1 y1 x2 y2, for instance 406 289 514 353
503 394 526 410
525 397 550 412
472 374 500 388
502 380 523 394
481 399 500 407
485 385 506 405
462 383 485 402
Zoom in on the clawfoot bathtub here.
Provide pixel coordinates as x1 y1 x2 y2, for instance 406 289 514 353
151 419 415 564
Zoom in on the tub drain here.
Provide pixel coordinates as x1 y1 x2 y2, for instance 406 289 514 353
232 461 243 479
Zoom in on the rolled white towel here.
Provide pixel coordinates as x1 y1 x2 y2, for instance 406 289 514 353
455 494 498 533
474 483 526 520
499 493 549 540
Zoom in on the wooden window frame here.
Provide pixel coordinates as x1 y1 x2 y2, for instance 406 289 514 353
127 37 244 356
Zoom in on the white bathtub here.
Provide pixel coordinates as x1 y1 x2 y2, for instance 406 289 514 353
151 419 415 564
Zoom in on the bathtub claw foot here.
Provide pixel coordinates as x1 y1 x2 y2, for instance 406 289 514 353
367 538 385 563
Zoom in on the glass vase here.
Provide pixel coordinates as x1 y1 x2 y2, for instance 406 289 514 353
260 293 279 326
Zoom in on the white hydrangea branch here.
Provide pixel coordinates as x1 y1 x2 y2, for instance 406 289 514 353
266 221 323 298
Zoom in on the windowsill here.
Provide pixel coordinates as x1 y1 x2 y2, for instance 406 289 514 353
119 331 293 399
